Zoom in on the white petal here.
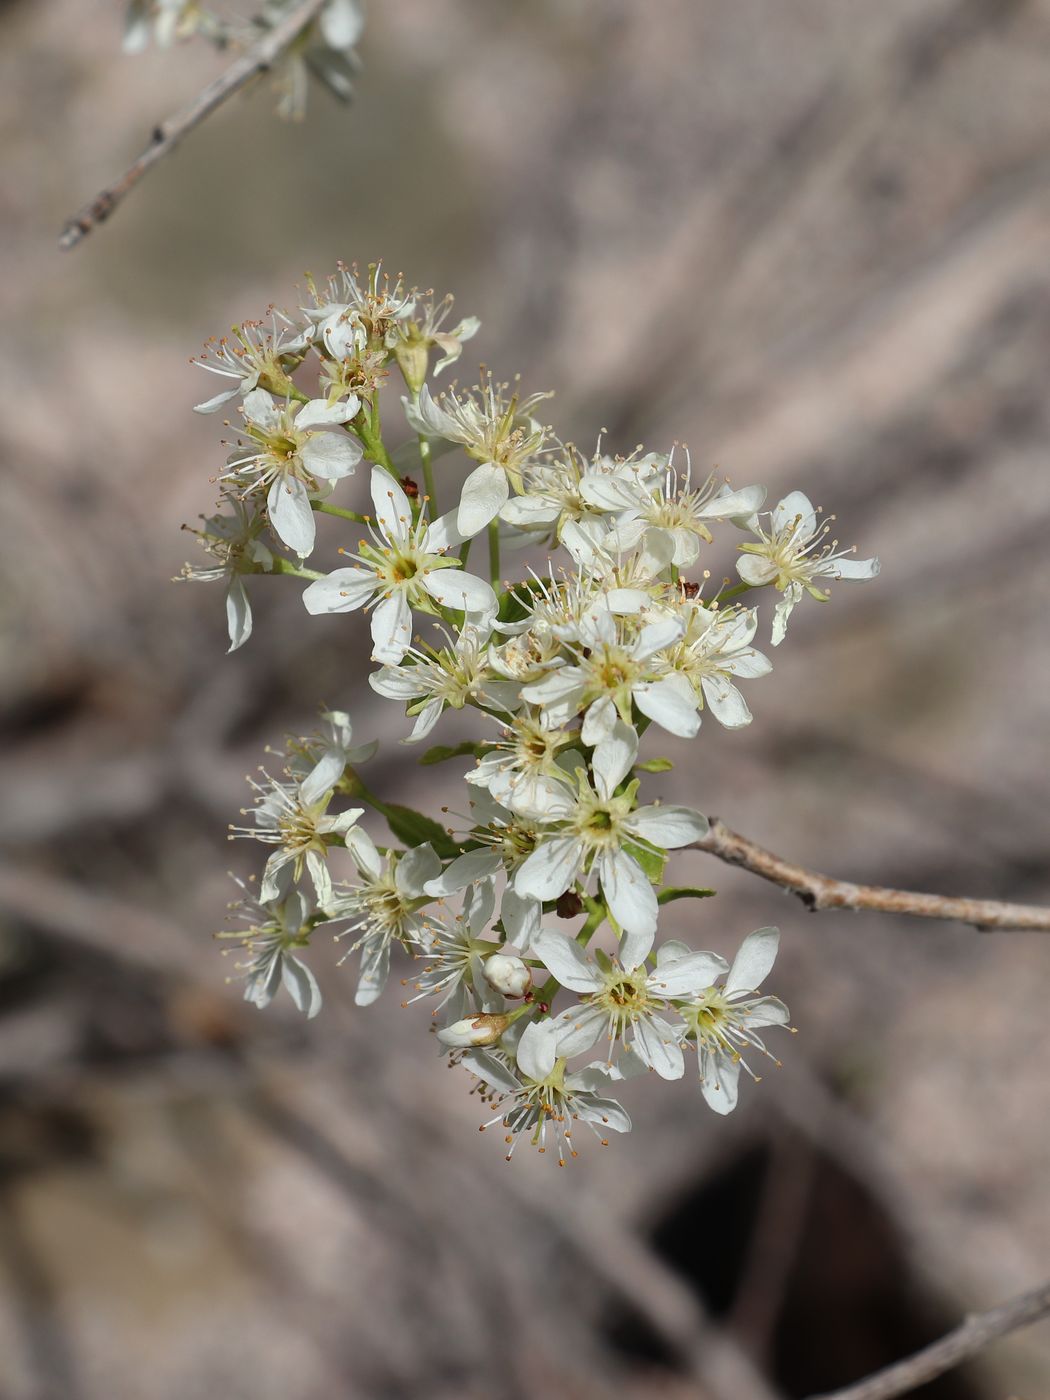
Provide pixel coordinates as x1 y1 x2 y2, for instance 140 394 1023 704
633 615 684 658
345 827 382 879
225 578 252 652
282 955 323 1018
295 396 358 430
627 804 708 849
832 555 880 580
405 697 444 742
726 926 780 995
633 1016 684 1080
531 930 602 993
700 1047 740 1114
267 474 316 557
355 937 391 1006
700 673 752 728
618 921 655 973
736 553 778 586
500 889 541 952
193 386 240 415
773 491 816 538
580 695 617 747
396 842 442 895
516 1019 559 1082
422 510 464 553
633 678 701 737
462 1049 520 1095
370 591 412 663
242 388 281 432
302 567 376 614
457 462 509 538
422 568 497 614
514 836 584 902
591 720 638 799
300 430 363 481
370 468 412 542
698 483 766 519
548 1004 606 1058
649 950 728 997
572 1095 631 1134
299 748 347 805
423 848 501 897
599 849 657 940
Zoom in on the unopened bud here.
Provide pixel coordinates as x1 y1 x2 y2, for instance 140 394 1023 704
555 891 584 919
436 1013 510 1048
484 953 533 999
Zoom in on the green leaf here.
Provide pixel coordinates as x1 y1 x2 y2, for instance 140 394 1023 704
636 757 674 773
497 576 552 626
657 886 717 905
623 840 668 884
381 803 461 860
420 741 488 767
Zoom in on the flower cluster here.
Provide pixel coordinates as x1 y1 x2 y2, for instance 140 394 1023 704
123 0 366 118
189 261 879 1161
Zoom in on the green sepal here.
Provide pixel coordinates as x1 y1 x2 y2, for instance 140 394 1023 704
657 886 717 905
420 741 489 767
497 576 552 626
635 757 674 773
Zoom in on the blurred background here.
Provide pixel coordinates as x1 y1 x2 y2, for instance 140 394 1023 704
3 0 1050 1396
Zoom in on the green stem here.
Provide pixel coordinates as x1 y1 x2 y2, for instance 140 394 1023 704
354 402 398 479
487 519 501 588
458 536 473 568
419 435 438 511
712 580 754 606
313 501 369 525
270 558 324 581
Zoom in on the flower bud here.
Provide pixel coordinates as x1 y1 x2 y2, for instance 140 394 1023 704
484 953 533 999
436 1013 510 1048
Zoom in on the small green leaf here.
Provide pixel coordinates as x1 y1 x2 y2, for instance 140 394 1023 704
381 803 461 860
497 577 552 625
657 886 717 905
420 741 488 767
623 841 668 884
636 757 674 773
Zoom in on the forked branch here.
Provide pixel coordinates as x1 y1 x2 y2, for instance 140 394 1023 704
59 0 326 250
807 1275 1050 1400
693 817 1050 933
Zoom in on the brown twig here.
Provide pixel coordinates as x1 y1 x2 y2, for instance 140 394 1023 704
807 1275 1050 1400
59 0 326 250
692 817 1050 932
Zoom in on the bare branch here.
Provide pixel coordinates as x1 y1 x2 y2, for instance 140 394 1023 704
807 1275 1050 1400
692 817 1050 932
59 0 326 250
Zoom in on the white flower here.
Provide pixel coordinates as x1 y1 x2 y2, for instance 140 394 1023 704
404 881 502 1021
521 606 698 746
513 722 708 941
302 469 496 662
369 624 518 742
192 313 310 414
290 709 378 806
223 389 363 557
659 602 771 729
736 492 880 645
407 377 553 537
179 497 273 651
260 0 366 117
465 709 576 815
229 770 370 909
583 460 766 569
560 520 676 614
322 841 441 1005
463 1019 631 1163
393 293 480 388
124 0 212 52
533 930 728 1079
677 927 791 1114
498 447 619 542
217 886 322 1019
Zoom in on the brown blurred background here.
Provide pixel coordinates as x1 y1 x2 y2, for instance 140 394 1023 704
2 1 1050 1396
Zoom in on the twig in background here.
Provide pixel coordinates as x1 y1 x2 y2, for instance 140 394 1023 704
59 0 326 250
692 817 1050 932
806 1275 1050 1400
